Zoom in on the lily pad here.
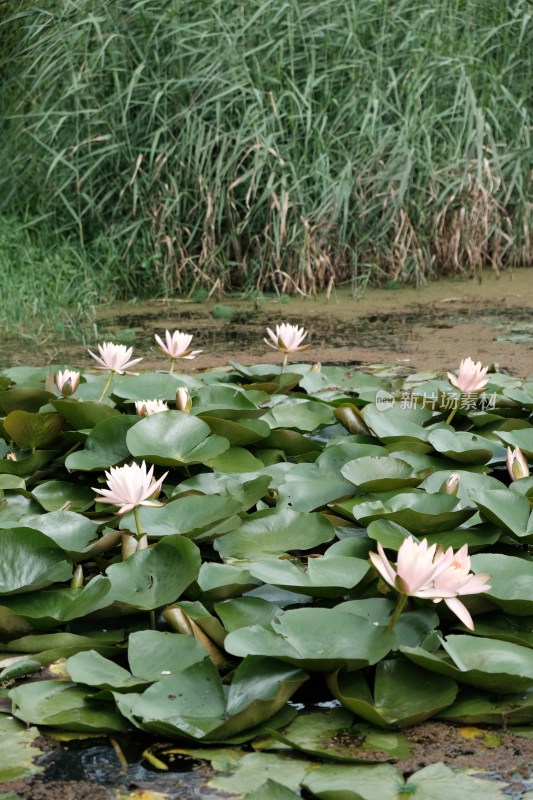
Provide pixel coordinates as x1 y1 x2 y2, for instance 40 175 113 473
341 456 421 491
127 411 229 466
0 527 72 594
327 659 458 728
215 508 335 559
224 607 396 671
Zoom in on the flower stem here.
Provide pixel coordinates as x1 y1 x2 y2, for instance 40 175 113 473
281 353 288 373
387 593 408 629
445 400 459 426
133 506 144 541
98 371 114 402
169 360 175 374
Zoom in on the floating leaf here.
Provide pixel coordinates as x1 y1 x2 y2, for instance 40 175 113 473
3 411 65 450
0 528 72 594
10 680 129 732
341 456 421 491
225 607 396 671
215 509 335 559
327 659 457 728
65 415 138 470
105 535 201 611
127 411 229 466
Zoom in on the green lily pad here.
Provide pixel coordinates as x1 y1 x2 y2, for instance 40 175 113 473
438 687 533 725
0 387 54 414
52 398 120 429
262 399 335 432
265 708 411 762
31 481 94 512
115 656 307 742
199 416 270 446
120 494 243 539
427 430 496 464
21 511 99 556
471 553 533 614
3 411 65 450
127 411 229 466
2 576 113 626
470 488 532 541
65 415 138 470
334 491 474 534
303 761 505 800
0 714 43 782
341 456 421 491
111 372 194 401
327 659 457 728
403 635 533 693
0 527 72 594
105 535 201 611
247 552 370 598
224 607 396 671
215 597 283 632
10 680 129 732
497 427 533 458
214 509 335 559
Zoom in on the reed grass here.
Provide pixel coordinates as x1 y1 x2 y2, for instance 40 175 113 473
1 0 531 302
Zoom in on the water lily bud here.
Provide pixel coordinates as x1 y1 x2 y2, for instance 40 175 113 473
506 446 530 481
176 386 192 413
6 452 17 461
440 472 460 495
333 404 371 435
311 362 322 372
70 565 84 589
55 369 80 397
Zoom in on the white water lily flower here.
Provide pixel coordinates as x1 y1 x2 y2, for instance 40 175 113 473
447 357 488 393
264 323 310 354
135 399 169 417
55 369 80 397
155 330 202 361
88 342 143 374
93 461 168 515
432 544 491 630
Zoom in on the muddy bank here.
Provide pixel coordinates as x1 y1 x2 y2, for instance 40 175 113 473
1 269 532 378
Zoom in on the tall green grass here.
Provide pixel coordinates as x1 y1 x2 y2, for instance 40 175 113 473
1 0 531 301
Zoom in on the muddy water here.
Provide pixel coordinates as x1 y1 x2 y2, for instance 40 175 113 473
1 270 533 377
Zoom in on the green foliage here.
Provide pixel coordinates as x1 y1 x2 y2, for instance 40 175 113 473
0 0 531 306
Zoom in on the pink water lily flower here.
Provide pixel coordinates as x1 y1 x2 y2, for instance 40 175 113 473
55 369 80 397
93 461 168 515
155 330 202 361
506 446 529 481
432 544 491 630
369 538 451 599
264 323 310 354
88 342 143 374
447 357 489 394
135 399 169 417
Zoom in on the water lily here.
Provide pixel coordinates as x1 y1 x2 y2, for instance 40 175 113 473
88 342 143 375
93 461 168 517
370 538 447 599
176 386 192 413
155 330 202 373
370 538 490 630
264 323 310 370
432 544 491 630
88 342 143 401
506 446 529 481
55 369 80 397
447 357 489 394
135 399 169 417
